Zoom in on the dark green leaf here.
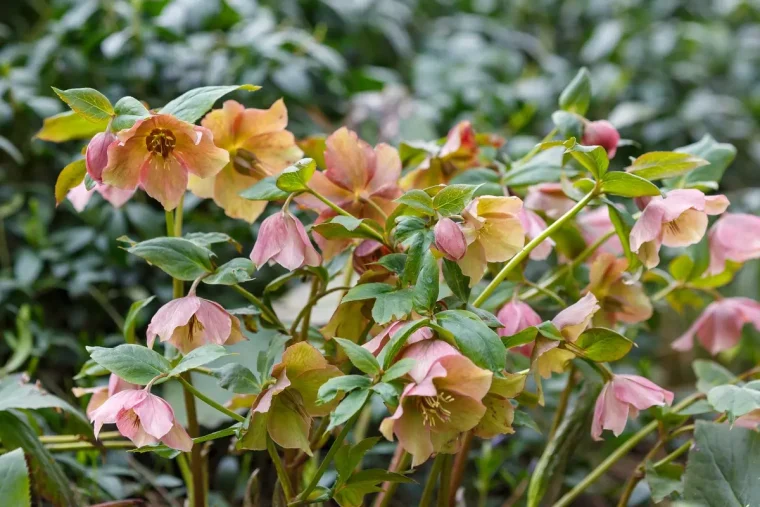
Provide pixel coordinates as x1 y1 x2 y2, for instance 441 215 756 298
412 251 439 313
402 230 434 285
564 142 609 179
442 258 471 303
160 84 260 123
0 380 90 427
112 96 150 130
127 237 215 281
536 321 564 341
239 175 290 201
334 338 380 376
645 461 684 502
378 319 431 369
575 327 633 362
558 67 591 115
203 258 255 285
327 389 370 431
432 184 478 217
372 289 414 325
395 190 435 215
434 310 506 371
214 363 261 395
381 358 415 382
87 344 172 384
502 327 538 349
318 375 372 404
312 215 382 241
373 254 407 275
123 296 155 344
606 203 640 270
170 344 233 376
341 283 395 303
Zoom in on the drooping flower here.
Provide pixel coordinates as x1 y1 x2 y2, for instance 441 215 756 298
496 300 542 357
102 114 229 210
582 120 620 159
86 131 118 182
379 340 492 466
73 374 137 419
458 196 525 285
708 213 760 274
591 374 673 440
188 100 302 222
241 343 342 453
519 209 554 260
434 217 467 261
250 209 321 270
586 253 652 326
352 240 392 275
672 297 760 355
629 189 729 269
362 320 433 355
297 127 402 259
473 372 526 438
67 181 135 211
147 294 246 354
552 293 600 342
524 183 575 220
90 389 193 451
577 206 623 257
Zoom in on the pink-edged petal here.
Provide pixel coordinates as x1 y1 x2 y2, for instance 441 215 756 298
146 296 201 348
401 340 459 384
67 182 95 212
290 212 321 267
434 218 467 261
250 212 288 267
102 136 150 190
630 203 665 253
497 300 542 337
613 375 674 410
161 420 194 452
552 293 600 342
132 393 175 439
90 390 148 437
138 155 188 211
661 208 708 248
704 194 730 215
108 373 138 395
194 298 233 346
324 127 371 192
173 126 229 179
96 184 135 208
592 382 629 440
366 143 402 197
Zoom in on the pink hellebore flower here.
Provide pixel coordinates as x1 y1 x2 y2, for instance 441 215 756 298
73 374 137 419
591 374 673 440
577 206 623 257
380 340 492 466
586 253 652 326
102 114 229 211
147 294 245 354
86 131 118 182
582 120 620 159
519 209 554 260
90 389 193 451
250 210 321 270
630 189 729 269
67 181 135 212
672 297 760 355
524 183 575 220
362 320 433 355
434 217 467 261
708 213 760 274
497 300 542 357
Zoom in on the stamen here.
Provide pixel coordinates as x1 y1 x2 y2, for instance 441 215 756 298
666 220 681 235
146 128 177 158
418 392 455 427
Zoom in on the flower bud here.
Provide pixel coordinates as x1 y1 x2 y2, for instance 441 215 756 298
434 217 467 261
85 131 117 183
582 120 620 159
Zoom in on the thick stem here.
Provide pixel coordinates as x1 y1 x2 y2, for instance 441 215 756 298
268 437 295 501
438 455 453 507
177 376 245 423
373 447 410 507
473 188 598 308
232 284 286 332
448 430 474 505
419 454 446 507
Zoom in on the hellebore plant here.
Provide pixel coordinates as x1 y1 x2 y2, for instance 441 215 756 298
34 68 760 507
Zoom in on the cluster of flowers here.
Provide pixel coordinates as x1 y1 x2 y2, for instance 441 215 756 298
66 94 760 465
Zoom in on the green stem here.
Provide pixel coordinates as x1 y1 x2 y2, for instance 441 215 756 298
552 392 701 507
653 440 692 468
548 366 576 440
437 455 453 507
289 286 352 336
268 437 295 501
473 188 598 308
176 376 245 423
39 441 134 452
231 284 286 332
39 431 121 443
650 283 678 302
176 453 194 501
193 426 240 445
419 454 446 507
308 189 387 245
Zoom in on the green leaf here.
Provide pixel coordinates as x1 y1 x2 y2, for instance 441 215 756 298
373 253 407 275
335 437 382 485
35 111 106 142
203 258 255 285
276 158 317 192
434 310 506 371
707 382 760 422
184 232 242 251
214 364 261 394
127 237 215 281
645 461 684 503
600 172 661 197
678 135 737 186
442 259 471 303
170 344 233 376
669 254 695 282
683 421 760 506
393 216 427 243
372 289 414 325
318 375 372 404
54 159 86 205
504 147 572 187
402 230 434 285
502 327 538 349
341 283 395 303
551 110 583 139
0 449 31 507
536 321 564 341
52 87 114 122
558 68 591 115
371 382 401 405
112 96 150 130
564 142 609 179
412 251 439 313
381 358 415 382
625 151 708 181
0 379 90 427
123 296 155 344
378 319 431 369
334 338 380 376
239 175 290 201
432 184 478 217
87 344 172 384
575 327 633 362
327 389 370 431
396 190 435 215
160 84 260 123
312 215 382 241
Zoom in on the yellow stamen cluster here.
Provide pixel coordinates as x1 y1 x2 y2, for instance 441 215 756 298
419 392 455 427
146 128 177 158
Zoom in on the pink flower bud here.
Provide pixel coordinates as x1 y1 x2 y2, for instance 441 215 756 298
496 300 541 357
250 210 322 270
582 120 620 159
434 217 467 261
85 131 117 183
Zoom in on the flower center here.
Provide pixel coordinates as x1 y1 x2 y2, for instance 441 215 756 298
665 219 681 235
146 128 177 158
418 392 455 427
187 315 205 339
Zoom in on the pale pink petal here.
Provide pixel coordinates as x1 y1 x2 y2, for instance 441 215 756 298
250 212 288 267
108 374 138 395
146 296 201 349
630 203 665 253
708 214 760 273
400 340 460 385
132 393 175 439
96 184 135 208
86 131 117 183
613 375 673 410
67 182 94 212
552 293 599 342
366 143 402 198
704 194 730 215
497 300 541 337
161 420 194 451
592 382 629 440
519 209 554 260
194 299 233 346
90 390 147 437
290 212 322 267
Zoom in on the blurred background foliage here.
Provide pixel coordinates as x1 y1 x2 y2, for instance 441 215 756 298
2 0 760 504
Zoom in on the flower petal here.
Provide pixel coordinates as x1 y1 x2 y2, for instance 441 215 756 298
146 296 201 349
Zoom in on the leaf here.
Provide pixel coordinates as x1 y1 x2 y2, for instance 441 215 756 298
558 67 591 115
432 184 478 217
645 461 684 503
551 110 583 139
372 289 414 325
0 379 90 427
564 142 609 179
127 237 215 281
318 375 372 404
112 96 151 130
575 327 633 362
35 111 106 142
214 364 260 395
54 159 86 205
341 283 395 303
434 310 506 371
625 151 708 181
334 338 380 376
123 296 155 344
683 421 760 506
402 229 434 285
412 251 439 313
334 437 382 485
160 84 260 123
276 158 317 192
606 203 640 270
378 319 431 369
239 175 290 201
312 216 382 241
669 254 695 282
381 358 415 382
395 190 435 215
600 172 661 197
87 344 172 384
707 383 760 422
0 449 31 507
677 135 737 186
170 344 233 376
513 410 541 433
184 231 242 251
536 321 564 341
203 258 255 285
371 382 401 405
373 253 407 275
393 216 428 243
52 87 114 122
502 327 538 349
327 389 370 431
442 259 471 303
